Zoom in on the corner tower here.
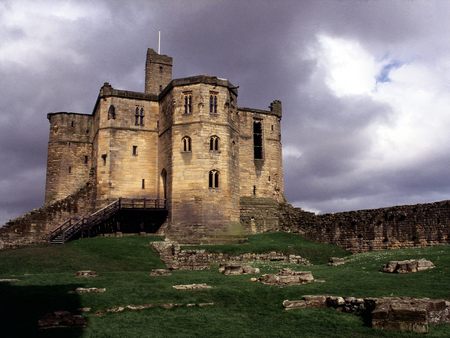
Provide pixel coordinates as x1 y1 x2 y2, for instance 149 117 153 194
145 48 173 95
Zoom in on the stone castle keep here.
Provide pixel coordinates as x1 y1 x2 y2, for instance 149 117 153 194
32 48 284 243
0 48 449 251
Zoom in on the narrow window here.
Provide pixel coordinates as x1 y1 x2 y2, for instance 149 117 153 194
209 94 217 113
271 125 274 131
231 140 236 156
209 170 219 189
142 179 145 189
84 156 88 164
135 107 140 126
159 65 163 73
253 121 263 159
71 121 74 127
68 166 72 174
101 154 107 166
253 185 256 196
159 85 163 92
184 94 192 114
209 136 219 151
182 136 191 152
108 105 116 120
132 145 138 156
139 108 144 126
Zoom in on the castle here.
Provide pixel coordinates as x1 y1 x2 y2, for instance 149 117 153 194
43 48 284 242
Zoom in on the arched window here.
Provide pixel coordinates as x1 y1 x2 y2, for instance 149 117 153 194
139 108 144 126
209 94 217 114
208 170 219 189
108 105 116 120
182 136 192 152
135 107 139 126
209 136 219 151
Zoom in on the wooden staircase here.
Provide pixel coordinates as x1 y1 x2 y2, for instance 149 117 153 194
48 198 166 244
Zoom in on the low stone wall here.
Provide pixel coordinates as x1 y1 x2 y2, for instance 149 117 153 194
280 201 450 252
0 176 96 250
151 240 311 270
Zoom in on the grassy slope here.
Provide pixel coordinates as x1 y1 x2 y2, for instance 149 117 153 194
0 234 449 338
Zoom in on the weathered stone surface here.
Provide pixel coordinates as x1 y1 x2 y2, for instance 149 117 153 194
381 259 435 273
95 302 215 316
283 295 450 334
172 283 212 290
258 268 314 286
38 311 87 329
149 268 172 276
328 257 346 266
151 240 311 270
219 264 260 275
74 287 106 294
75 270 97 278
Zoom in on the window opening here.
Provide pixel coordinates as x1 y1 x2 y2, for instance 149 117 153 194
68 166 72 174
135 107 140 126
84 156 88 164
108 105 116 120
184 94 192 114
253 121 263 159
209 136 219 151
71 121 74 127
209 170 219 189
182 136 192 152
142 179 145 189
209 94 217 114
253 185 256 196
139 108 144 126
132 145 138 156
101 154 107 166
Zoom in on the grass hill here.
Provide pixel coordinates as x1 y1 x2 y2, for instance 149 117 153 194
0 233 449 337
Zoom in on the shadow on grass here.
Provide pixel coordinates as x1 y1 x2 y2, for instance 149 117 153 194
0 282 84 338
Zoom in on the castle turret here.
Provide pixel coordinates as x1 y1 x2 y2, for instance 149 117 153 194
145 48 173 96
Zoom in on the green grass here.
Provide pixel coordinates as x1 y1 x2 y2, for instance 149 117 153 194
183 232 350 264
0 234 449 337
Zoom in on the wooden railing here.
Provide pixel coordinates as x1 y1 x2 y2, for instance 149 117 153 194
48 198 166 244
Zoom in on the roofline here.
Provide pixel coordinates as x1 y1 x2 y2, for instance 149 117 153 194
47 112 90 120
238 107 281 118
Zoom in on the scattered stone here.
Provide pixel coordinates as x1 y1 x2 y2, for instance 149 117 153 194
78 307 91 313
258 268 314 286
172 283 212 290
75 270 97 278
282 295 450 334
328 257 346 266
249 277 258 282
198 302 214 307
38 311 87 329
381 259 435 273
74 287 106 294
95 302 215 316
0 278 20 282
149 268 172 276
219 264 260 275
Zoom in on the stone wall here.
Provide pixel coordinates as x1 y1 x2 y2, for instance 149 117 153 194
280 201 450 252
0 174 96 250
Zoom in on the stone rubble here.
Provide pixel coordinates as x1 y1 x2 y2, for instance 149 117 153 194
258 268 314 286
73 287 106 294
151 240 311 270
95 302 214 316
219 264 260 275
149 268 172 276
75 270 98 278
381 259 435 273
282 295 450 334
0 278 20 282
328 257 346 266
172 283 212 290
38 311 87 329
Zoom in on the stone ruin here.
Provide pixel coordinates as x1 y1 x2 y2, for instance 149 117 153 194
172 283 212 290
256 268 314 286
328 257 346 266
381 259 435 273
283 295 450 334
149 268 172 276
75 270 97 278
151 240 310 270
219 264 260 275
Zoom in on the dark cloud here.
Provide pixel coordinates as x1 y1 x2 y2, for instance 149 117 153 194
1 0 450 224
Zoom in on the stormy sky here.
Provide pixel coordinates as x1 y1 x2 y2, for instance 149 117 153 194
2 0 450 224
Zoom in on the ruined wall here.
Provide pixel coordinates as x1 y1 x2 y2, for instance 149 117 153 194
280 201 450 252
0 174 96 250
238 101 284 202
45 113 93 204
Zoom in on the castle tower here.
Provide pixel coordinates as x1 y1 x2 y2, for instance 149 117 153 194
145 48 173 96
